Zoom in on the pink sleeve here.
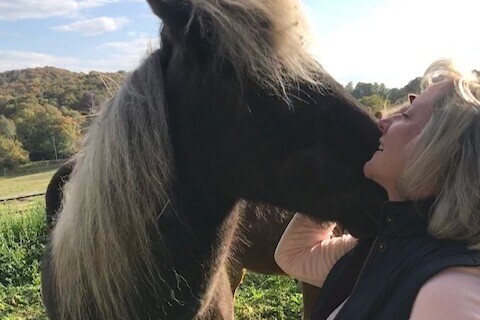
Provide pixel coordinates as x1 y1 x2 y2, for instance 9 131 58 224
274 213 357 287
410 266 480 320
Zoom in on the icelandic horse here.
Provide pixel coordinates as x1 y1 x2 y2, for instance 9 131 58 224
41 0 386 319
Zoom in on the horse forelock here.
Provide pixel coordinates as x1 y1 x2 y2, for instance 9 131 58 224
185 0 324 95
51 50 175 320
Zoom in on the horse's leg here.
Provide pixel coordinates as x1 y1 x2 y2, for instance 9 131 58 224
301 282 322 320
196 266 234 320
233 202 291 275
227 259 246 295
229 202 323 318
226 201 288 297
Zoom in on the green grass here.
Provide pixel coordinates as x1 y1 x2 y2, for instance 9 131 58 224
0 169 58 199
235 274 302 319
0 197 45 215
0 201 47 320
3 161 65 177
0 200 302 320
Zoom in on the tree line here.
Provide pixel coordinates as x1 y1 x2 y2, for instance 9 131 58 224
3 67 477 171
0 67 125 170
345 77 422 115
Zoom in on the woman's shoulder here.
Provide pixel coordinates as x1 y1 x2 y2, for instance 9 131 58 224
410 266 480 319
420 266 480 292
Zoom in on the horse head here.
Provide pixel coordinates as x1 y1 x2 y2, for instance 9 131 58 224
148 0 386 234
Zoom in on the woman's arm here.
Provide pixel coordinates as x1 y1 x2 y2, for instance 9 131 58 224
274 213 357 287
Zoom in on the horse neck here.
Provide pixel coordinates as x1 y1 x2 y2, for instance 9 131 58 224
149 172 238 318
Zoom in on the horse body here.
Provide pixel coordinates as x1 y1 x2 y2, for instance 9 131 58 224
41 1 386 319
45 164 312 315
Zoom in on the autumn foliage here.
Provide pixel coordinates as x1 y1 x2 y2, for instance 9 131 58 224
0 67 125 169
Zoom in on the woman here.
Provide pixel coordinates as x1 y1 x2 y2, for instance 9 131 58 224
275 60 480 319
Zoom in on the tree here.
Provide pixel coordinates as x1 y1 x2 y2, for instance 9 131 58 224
359 94 388 114
387 77 422 104
60 106 82 118
78 91 97 114
0 67 125 118
0 115 16 138
0 93 14 110
387 88 403 104
60 92 78 107
351 82 389 99
0 136 28 170
15 104 82 160
351 82 374 99
403 77 422 95
345 81 354 93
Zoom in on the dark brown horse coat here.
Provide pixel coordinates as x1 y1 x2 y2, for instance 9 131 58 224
41 1 386 319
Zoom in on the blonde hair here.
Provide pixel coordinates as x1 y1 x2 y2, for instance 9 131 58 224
399 59 480 249
51 51 174 319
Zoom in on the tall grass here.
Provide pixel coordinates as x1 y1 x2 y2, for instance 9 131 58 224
0 201 302 319
235 273 302 319
0 200 47 320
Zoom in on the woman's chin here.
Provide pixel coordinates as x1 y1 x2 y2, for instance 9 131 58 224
363 156 376 179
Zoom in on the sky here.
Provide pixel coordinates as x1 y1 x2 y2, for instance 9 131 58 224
0 0 479 88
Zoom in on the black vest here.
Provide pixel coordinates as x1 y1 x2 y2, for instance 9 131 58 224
312 200 480 320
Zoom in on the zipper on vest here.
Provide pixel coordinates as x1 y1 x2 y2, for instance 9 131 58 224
333 236 379 320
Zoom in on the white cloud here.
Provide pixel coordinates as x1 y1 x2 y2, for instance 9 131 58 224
316 0 480 87
100 33 158 54
0 50 81 72
53 16 130 36
0 33 159 73
0 0 117 21
93 33 160 70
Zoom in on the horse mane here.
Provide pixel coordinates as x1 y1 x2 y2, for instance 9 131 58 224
189 0 323 94
50 0 324 319
51 51 173 319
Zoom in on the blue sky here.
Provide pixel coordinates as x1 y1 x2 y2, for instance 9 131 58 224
0 0 478 87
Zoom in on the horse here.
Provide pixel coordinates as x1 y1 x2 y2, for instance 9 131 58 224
41 0 387 319
230 201 324 320
44 161 319 318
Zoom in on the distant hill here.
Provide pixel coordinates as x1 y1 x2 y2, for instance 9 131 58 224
0 67 126 118
0 67 127 165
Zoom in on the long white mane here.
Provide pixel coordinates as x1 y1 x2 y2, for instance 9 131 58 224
52 51 173 319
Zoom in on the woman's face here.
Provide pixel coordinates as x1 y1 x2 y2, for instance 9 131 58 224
363 81 451 200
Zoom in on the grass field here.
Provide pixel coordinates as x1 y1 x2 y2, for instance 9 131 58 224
0 171 57 198
0 196 45 214
0 167 303 319
0 162 61 215
0 161 63 199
